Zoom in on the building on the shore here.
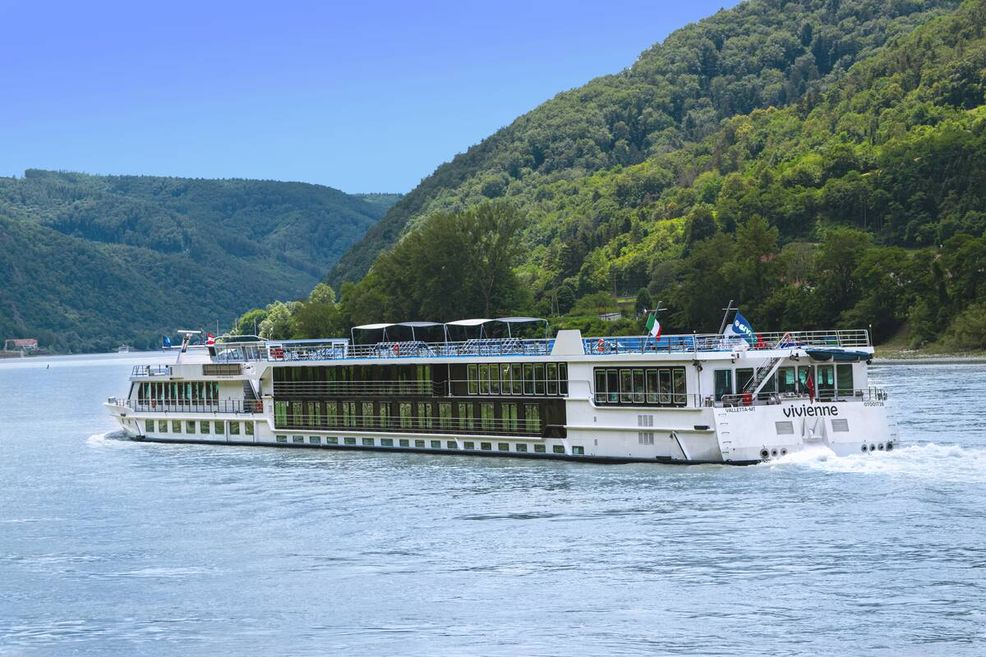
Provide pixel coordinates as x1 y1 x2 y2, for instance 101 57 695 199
3 338 39 352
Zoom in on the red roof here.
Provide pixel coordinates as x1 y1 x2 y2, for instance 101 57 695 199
5 338 38 348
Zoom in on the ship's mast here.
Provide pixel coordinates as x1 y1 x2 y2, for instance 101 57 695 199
717 299 738 335
175 329 201 363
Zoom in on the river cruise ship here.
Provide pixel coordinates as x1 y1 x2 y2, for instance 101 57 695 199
105 319 896 464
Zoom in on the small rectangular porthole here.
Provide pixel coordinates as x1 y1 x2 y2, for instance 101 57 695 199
775 421 794 435
832 418 850 432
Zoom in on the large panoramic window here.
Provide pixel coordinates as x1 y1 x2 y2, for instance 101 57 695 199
501 403 518 432
525 404 540 434
417 402 433 429
439 403 452 430
458 402 475 430
594 367 688 407
481 403 495 431
379 402 391 430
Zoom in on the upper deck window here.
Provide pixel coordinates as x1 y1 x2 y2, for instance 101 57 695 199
594 367 687 407
460 362 567 397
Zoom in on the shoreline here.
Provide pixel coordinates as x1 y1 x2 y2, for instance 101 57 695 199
873 354 986 365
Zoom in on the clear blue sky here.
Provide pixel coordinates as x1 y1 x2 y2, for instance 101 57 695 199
0 0 738 193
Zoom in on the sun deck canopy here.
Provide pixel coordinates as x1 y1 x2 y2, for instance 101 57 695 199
351 321 444 343
444 317 549 339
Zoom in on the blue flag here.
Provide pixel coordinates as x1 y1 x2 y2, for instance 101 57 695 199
724 311 756 345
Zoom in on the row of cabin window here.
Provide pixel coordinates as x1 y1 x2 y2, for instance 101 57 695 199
464 362 568 396
137 381 219 404
713 364 854 400
593 367 688 406
145 419 254 435
273 399 546 434
274 434 584 455
273 364 432 384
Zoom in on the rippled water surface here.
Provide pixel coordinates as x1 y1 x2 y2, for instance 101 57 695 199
1 355 985 656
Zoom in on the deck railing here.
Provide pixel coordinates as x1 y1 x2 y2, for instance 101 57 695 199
715 387 887 408
131 365 172 377
583 329 870 356
273 380 440 397
123 399 263 414
151 329 871 365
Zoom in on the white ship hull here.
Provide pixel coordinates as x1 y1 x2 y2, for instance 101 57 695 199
105 327 897 465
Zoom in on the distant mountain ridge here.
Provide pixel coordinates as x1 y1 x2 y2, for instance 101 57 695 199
0 170 398 351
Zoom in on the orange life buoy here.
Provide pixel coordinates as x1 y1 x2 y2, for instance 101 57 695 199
392 343 400 356
596 338 605 353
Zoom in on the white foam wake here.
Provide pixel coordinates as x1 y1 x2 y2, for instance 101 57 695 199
85 430 132 449
764 442 986 485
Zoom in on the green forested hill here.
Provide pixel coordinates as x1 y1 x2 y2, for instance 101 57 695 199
0 171 397 351
322 0 985 349
329 0 962 286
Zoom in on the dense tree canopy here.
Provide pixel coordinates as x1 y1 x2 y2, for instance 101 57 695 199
317 0 986 350
233 204 529 335
329 0 962 287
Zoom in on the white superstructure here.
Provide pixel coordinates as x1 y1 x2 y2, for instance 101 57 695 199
105 322 896 464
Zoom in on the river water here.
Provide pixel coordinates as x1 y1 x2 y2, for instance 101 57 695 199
1 354 984 656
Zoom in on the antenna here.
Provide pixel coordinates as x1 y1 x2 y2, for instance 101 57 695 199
717 299 738 335
175 329 201 363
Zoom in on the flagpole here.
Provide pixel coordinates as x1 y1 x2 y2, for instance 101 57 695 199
717 299 737 335
646 301 666 353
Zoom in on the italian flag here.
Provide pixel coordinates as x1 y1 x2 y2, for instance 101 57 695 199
646 312 662 338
